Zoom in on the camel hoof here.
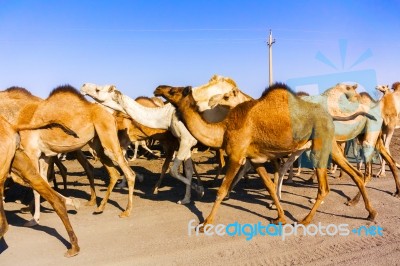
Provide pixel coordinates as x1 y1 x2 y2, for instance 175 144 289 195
177 198 191 205
153 188 159 195
197 223 206 233
119 211 130 218
94 206 105 214
392 192 400 198
71 198 80 210
268 203 277 210
64 247 80 258
24 219 39 227
345 199 358 206
367 210 377 222
283 179 293 184
271 217 286 225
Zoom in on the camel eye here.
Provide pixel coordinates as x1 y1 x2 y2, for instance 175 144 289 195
223 96 229 100
95 89 100 93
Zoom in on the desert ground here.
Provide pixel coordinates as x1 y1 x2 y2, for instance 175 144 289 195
2 132 400 265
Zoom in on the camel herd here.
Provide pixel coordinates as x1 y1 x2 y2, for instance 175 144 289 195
1 75 400 257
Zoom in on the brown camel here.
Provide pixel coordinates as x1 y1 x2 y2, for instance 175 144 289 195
15 85 137 225
0 116 80 257
154 84 377 227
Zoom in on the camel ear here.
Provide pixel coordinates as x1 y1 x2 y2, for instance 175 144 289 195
183 86 192 96
232 88 238 96
353 84 358 90
108 85 116 93
209 75 218 82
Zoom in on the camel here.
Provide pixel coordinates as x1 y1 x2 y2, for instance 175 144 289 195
154 84 377 228
375 83 400 176
0 87 96 224
0 116 80 257
207 83 384 201
81 83 204 205
15 85 139 226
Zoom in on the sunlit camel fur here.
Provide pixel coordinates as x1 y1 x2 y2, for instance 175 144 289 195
81 83 203 205
0 116 80 257
16 85 138 226
0 87 95 223
154 84 377 227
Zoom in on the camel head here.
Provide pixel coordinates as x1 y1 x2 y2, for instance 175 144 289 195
154 85 192 106
392 82 400 92
376 84 390 94
208 87 251 109
80 83 125 111
192 74 239 112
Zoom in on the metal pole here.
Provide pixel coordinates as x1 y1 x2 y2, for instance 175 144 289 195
267 29 275 86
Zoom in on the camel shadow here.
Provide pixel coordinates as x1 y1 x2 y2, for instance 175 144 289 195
4 209 70 249
0 237 8 254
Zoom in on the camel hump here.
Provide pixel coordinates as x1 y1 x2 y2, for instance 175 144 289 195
261 82 295 98
48 84 88 102
5 86 32 95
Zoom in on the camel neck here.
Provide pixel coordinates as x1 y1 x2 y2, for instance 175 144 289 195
177 95 226 148
119 95 176 130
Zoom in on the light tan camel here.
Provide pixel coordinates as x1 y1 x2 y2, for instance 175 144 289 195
0 87 96 223
154 84 377 227
16 85 138 226
375 83 400 176
0 116 80 257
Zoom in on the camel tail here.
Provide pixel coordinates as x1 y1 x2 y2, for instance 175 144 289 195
13 120 79 138
332 111 377 121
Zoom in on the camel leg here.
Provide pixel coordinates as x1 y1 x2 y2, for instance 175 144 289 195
74 150 97 205
378 127 394 177
89 140 129 216
225 160 252 200
252 163 286 224
298 168 330 225
177 159 196 205
347 162 372 205
331 141 377 221
93 120 137 218
170 158 204 197
47 157 58 190
54 157 68 190
133 141 139 160
295 155 302 177
201 159 243 229
0 146 15 239
0 174 8 239
213 149 225 182
28 156 80 227
11 149 79 257
277 150 306 199
153 144 174 194
376 137 400 197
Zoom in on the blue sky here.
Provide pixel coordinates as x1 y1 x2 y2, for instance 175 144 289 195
0 0 399 99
